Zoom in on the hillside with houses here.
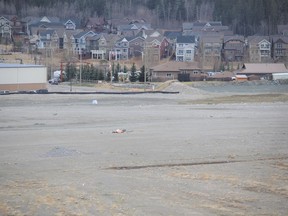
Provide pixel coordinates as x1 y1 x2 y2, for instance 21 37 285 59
1 0 288 83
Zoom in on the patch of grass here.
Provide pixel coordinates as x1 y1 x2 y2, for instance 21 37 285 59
180 94 288 104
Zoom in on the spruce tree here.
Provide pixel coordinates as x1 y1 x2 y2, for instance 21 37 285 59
129 63 138 82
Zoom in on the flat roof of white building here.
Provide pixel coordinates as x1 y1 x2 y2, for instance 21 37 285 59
0 63 45 68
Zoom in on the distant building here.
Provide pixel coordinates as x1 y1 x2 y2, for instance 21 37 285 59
222 35 245 62
247 36 271 63
0 63 47 91
270 35 288 62
182 21 230 39
150 61 202 82
199 35 222 70
237 63 288 80
175 36 196 62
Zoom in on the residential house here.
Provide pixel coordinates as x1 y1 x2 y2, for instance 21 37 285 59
27 16 64 35
128 36 145 58
0 16 12 40
117 22 152 37
237 63 288 80
89 33 121 60
176 36 196 62
222 35 245 62
182 21 230 39
85 17 108 32
140 29 171 64
163 30 182 59
199 35 223 70
150 61 202 82
112 37 130 60
71 30 97 56
271 35 288 62
64 19 77 30
37 29 59 49
247 36 271 63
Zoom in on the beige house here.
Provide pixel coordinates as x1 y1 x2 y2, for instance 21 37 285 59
247 36 271 63
199 35 223 70
150 61 202 82
237 63 288 80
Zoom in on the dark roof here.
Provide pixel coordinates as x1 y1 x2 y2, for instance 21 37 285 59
176 36 195 43
164 31 182 39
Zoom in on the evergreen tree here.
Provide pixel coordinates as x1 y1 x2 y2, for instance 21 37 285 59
65 63 77 81
138 65 146 82
123 65 128 74
115 62 121 82
129 63 138 82
98 70 104 80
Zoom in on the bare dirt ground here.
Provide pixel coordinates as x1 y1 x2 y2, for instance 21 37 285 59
0 82 288 216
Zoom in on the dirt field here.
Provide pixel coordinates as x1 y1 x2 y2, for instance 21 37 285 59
0 82 288 215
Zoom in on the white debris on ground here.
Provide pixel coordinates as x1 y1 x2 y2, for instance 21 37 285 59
112 129 127 134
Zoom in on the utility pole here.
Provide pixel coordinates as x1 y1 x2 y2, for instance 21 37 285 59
144 41 147 91
79 48 82 85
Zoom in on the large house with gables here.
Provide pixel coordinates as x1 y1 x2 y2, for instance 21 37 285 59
199 35 223 70
71 30 97 56
271 35 288 62
222 35 245 62
247 36 271 63
0 16 12 41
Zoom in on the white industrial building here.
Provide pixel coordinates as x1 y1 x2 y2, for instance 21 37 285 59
0 63 47 91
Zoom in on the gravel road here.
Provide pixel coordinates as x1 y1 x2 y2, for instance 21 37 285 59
0 82 288 215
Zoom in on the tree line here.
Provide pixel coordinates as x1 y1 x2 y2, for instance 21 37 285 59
1 0 288 36
64 62 147 83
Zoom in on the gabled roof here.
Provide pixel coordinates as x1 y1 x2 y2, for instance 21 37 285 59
176 36 195 44
151 61 200 72
201 35 222 43
247 36 270 44
271 35 288 44
73 30 96 39
38 29 56 36
126 36 145 43
224 35 245 43
241 63 288 74
0 16 11 25
164 31 182 40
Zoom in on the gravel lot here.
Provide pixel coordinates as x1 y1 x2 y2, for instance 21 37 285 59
0 82 288 215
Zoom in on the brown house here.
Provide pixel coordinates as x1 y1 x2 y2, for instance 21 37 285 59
199 35 223 70
150 61 202 82
271 35 288 62
222 35 245 62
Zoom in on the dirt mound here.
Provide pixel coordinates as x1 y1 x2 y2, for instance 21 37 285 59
162 81 210 96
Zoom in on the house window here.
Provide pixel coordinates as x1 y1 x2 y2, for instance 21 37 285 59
123 49 127 52
178 50 184 55
276 50 283 55
260 43 269 49
276 43 282 49
193 71 198 74
186 50 192 54
179 43 183 47
167 73 172 77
